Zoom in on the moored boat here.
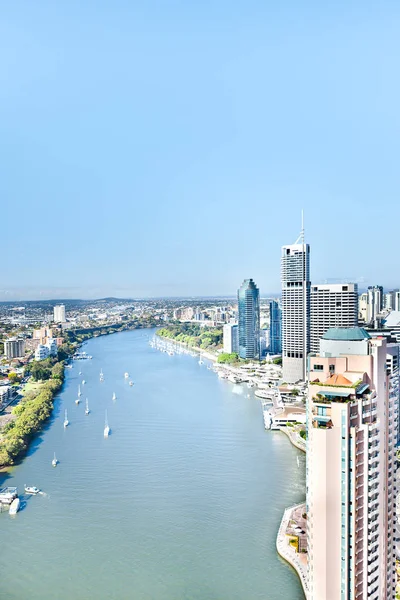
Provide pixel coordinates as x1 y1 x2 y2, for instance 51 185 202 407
124 372 129 379
85 398 90 415
52 453 58 467
9 498 20 515
104 411 110 437
112 392 116 401
64 409 69 428
24 485 40 495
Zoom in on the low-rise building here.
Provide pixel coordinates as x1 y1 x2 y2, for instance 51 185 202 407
35 344 49 361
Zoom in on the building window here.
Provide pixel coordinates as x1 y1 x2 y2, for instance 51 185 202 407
313 364 324 371
329 364 335 374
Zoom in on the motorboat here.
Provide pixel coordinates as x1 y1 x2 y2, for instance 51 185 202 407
100 369 104 381
112 392 116 401
82 379 86 385
52 453 58 467
124 372 129 379
104 411 110 437
78 385 82 397
85 399 90 415
9 498 20 515
64 409 69 428
129 381 134 386
75 396 81 405
24 485 40 495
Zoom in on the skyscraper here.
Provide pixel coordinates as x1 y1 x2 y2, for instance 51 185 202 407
268 300 282 354
53 304 66 323
307 328 397 600
367 285 383 326
238 279 260 360
310 283 358 353
281 234 310 382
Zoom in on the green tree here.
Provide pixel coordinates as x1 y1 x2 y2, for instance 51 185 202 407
8 372 19 384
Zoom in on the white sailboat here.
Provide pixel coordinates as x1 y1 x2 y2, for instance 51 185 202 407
198 354 204 365
82 379 86 385
100 369 104 382
78 385 82 397
85 398 90 415
104 411 110 437
52 452 58 467
79 370 82 375
112 392 116 401
124 372 129 379
63 409 69 428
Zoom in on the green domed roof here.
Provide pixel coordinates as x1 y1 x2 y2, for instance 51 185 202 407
322 327 371 341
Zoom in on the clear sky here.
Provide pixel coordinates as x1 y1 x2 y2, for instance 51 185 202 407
1 1 400 300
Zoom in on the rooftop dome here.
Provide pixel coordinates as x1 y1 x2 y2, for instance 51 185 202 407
322 327 371 342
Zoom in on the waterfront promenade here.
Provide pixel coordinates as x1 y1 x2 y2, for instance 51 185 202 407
276 502 308 599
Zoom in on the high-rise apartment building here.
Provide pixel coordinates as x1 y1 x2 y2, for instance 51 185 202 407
281 242 310 382
367 285 383 325
223 323 238 354
4 338 25 359
268 300 282 354
359 292 368 322
385 289 400 312
238 279 260 360
53 304 66 323
307 328 397 600
310 283 358 353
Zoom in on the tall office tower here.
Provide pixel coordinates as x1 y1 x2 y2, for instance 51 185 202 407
307 328 397 600
281 237 310 382
310 283 358 353
359 292 368 322
367 285 383 325
268 300 282 354
386 289 400 312
385 291 395 310
223 323 238 354
238 279 260 359
53 304 66 323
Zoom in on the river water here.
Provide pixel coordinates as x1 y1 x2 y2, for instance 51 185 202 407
0 330 305 600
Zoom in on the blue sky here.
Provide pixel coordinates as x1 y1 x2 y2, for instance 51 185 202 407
1 1 400 299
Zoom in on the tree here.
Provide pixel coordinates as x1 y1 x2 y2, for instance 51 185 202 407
217 353 239 364
273 356 282 365
8 372 19 384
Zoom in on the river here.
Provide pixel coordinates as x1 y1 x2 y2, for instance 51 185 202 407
0 329 305 600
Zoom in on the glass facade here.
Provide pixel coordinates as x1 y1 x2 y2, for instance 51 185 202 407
269 300 282 354
238 279 260 360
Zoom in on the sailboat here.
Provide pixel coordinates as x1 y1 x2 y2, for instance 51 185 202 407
63 409 69 428
100 369 104 382
112 392 116 401
78 385 82 397
104 411 110 437
79 369 82 375
52 452 58 467
85 398 90 415
198 354 204 365
124 372 129 379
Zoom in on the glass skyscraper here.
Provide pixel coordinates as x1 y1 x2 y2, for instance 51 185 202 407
238 278 260 360
268 300 282 354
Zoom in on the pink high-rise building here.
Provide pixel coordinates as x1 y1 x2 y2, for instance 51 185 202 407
307 327 398 600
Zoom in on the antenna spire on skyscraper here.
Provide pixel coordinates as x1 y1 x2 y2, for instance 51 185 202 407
294 209 305 244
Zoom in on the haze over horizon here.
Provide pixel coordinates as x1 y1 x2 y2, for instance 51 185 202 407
2 1 400 299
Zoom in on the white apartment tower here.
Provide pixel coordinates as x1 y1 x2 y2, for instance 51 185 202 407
307 328 397 600
281 237 310 383
223 323 238 354
53 304 66 323
310 283 359 353
367 286 383 326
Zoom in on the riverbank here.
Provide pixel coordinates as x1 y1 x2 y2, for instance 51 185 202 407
0 321 157 469
276 503 308 599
